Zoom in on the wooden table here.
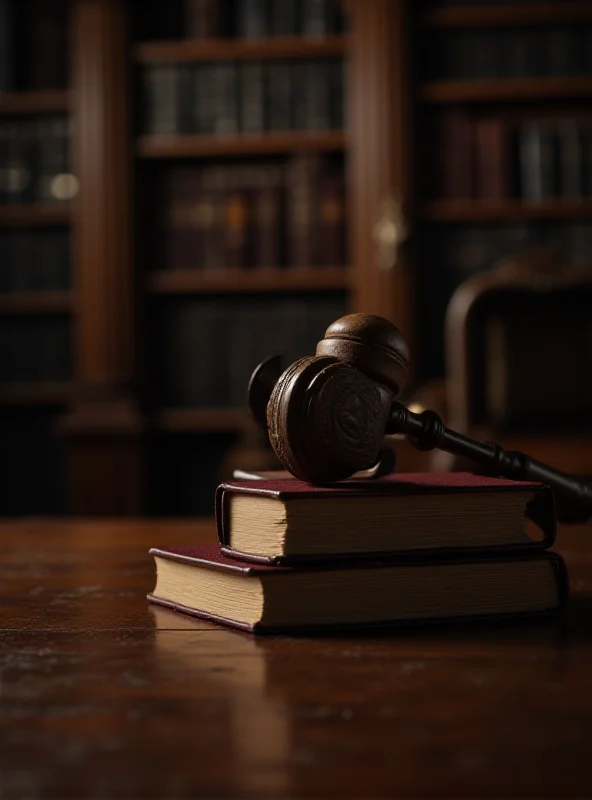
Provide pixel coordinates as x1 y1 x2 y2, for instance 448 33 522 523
2 519 592 799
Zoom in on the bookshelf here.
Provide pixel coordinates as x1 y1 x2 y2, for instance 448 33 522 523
4 0 591 516
0 0 74 515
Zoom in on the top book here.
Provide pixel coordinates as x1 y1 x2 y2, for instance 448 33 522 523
215 472 556 564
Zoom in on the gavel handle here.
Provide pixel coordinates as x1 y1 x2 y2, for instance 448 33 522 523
388 402 592 524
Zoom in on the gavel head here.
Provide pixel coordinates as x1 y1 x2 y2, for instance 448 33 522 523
248 313 409 482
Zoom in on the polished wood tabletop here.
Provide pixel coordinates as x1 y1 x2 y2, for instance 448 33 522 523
2 518 592 799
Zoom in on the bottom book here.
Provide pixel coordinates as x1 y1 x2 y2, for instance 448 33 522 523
148 546 568 634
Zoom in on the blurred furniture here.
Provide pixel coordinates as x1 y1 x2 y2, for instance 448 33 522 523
445 247 592 477
2 517 592 797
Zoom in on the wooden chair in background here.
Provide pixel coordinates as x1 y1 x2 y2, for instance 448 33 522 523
442 246 592 479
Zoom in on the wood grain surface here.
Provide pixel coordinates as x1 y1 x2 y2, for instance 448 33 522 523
1 518 592 798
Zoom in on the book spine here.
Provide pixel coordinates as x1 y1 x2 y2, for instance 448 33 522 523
252 165 282 268
286 155 320 267
266 61 292 132
558 119 583 199
240 61 265 134
519 122 543 202
0 122 11 203
143 65 182 136
302 0 329 37
317 164 345 265
163 167 208 271
474 118 509 201
6 120 34 205
329 57 345 129
201 167 226 270
0 0 15 92
35 116 68 204
193 64 215 135
214 61 239 136
291 61 307 131
224 166 250 268
10 231 34 291
184 0 219 39
303 60 331 131
269 0 298 36
236 0 267 39
439 110 474 199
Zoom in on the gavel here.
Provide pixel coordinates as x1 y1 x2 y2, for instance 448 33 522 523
247 312 592 524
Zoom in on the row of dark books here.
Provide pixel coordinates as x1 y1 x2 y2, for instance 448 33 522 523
137 0 344 41
439 222 592 278
154 294 346 408
0 317 71 383
425 26 592 80
438 114 592 201
143 58 344 136
159 156 346 270
0 230 70 292
0 0 68 92
0 117 75 206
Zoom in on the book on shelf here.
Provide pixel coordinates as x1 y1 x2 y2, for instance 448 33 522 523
180 0 344 40
0 314 71 383
427 25 592 81
142 58 345 137
148 545 567 633
0 115 75 206
0 229 70 292
154 294 346 409
159 156 345 271
215 472 555 564
435 114 592 202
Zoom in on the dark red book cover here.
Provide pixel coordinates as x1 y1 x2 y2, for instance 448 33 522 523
215 472 556 564
475 118 509 200
147 545 569 634
440 110 475 198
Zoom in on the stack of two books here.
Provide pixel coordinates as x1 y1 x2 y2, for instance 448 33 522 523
148 472 568 633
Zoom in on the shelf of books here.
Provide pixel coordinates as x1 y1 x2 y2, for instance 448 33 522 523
0 0 73 515
416 0 592 387
134 0 349 513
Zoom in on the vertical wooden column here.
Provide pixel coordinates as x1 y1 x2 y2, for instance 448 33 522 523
348 0 415 377
63 0 143 514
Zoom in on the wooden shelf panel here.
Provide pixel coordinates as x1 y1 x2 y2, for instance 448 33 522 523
422 2 592 28
0 291 73 314
156 408 249 432
422 77 592 103
0 204 72 227
135 35 349 63
0 90 69 115
137 131 346 158
0 382 71 405
426 199 592 222
147 266 349 294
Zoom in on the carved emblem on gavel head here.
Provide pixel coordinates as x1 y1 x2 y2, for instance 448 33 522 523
247 313 592 524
